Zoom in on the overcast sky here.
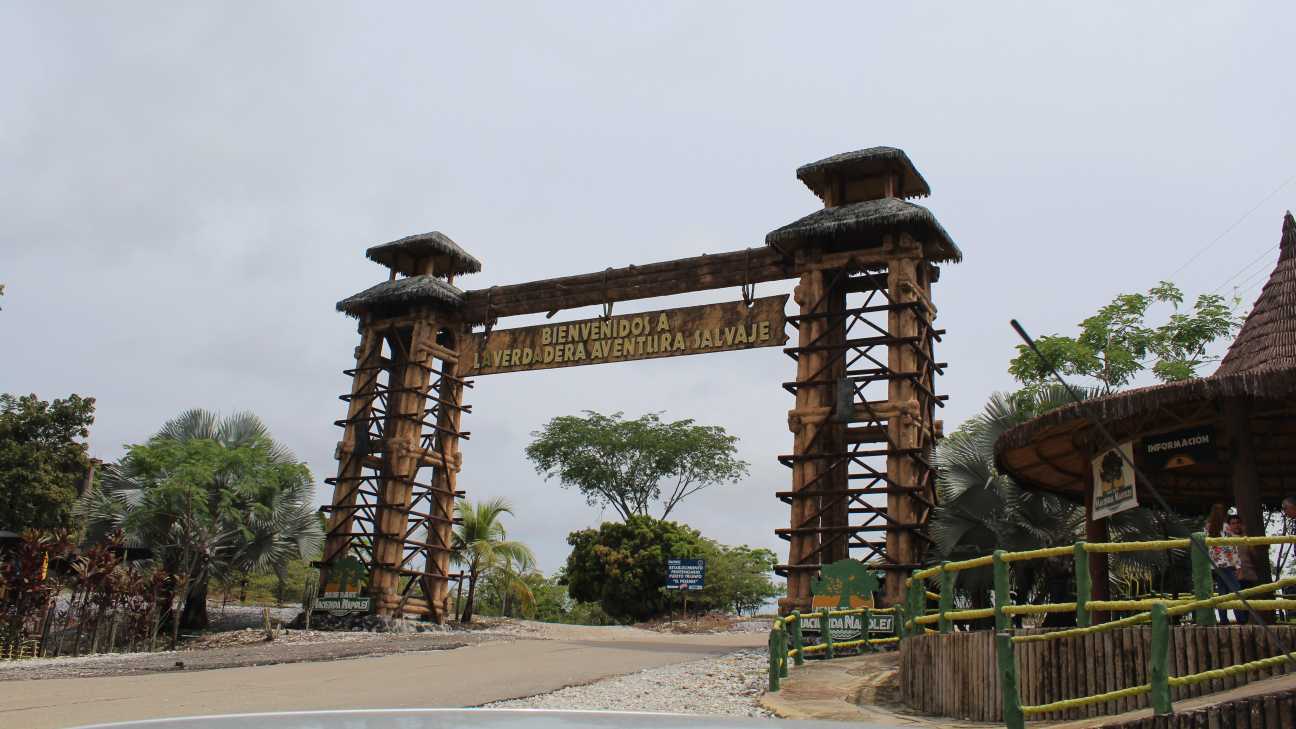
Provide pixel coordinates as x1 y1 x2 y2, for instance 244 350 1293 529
3 3 1294 577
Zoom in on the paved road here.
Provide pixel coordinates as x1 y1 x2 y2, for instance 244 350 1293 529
0 634 764 729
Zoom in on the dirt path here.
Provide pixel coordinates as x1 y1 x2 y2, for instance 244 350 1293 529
0 630 764 729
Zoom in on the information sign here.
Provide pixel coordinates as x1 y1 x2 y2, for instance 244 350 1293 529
666 558 705 591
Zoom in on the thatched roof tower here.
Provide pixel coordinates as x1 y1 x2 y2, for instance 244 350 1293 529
337 231 478 319
765 146 960 263
365 232 482 279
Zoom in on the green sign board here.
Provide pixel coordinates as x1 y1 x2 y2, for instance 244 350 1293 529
316 556 371 616
802 559 889 642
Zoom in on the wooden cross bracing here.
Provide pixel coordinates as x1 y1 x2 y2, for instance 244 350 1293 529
319 314 470 621
777 247 944 608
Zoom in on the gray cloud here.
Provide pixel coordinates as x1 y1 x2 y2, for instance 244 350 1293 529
3 2 1293 576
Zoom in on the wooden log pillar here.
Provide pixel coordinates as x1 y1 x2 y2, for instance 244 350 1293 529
424 329 465 622
371 320 438 615
1083 452 1111 623
1224 398 1271 583
822 272 850 565
321 327 383 567
783 266 831 612
884 235 928 606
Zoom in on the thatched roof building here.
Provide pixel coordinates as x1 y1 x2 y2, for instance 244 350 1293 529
995 212 1296 511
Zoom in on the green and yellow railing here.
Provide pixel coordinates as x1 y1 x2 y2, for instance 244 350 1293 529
894 533 1296 727
0 637 42 661
766 605 900 691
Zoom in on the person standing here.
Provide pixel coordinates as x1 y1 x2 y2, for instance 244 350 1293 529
1229 515 1261 624
1206 504 1240 624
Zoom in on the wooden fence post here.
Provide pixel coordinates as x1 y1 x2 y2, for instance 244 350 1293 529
1150 603 1172 715
908 570 924 632
1189 532 1216 626
777 627 789 679
820 608 834 659
790 611 805 666
768 628 780 692
1075 541 1091 628
996 632 1024 729
993 549 1010 632
938 561 954 634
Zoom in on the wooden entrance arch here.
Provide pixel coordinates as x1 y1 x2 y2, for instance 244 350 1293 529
318 147 960 621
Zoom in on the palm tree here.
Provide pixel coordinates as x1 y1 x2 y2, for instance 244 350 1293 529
452 497 534 623
493 550 538 618
79 410 322 629
931 386 1193 619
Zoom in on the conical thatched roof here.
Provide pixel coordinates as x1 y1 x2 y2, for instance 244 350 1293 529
797 146 931 201
366 232 482 278
336 275 465 319
765 197 961 262
994 212 1296 508
1215 212 1296 376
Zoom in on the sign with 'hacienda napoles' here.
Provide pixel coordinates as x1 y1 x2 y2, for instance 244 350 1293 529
460 295 789 376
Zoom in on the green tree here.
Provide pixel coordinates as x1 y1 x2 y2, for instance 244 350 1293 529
525 574 574 622
1009 281 1238 392
564 516 707 622
0 393 95 531
525 411 748 521
696 543 783 615
79 410 322 629
451 497 534 624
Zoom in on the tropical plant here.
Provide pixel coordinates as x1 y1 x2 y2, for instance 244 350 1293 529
79 410 322 629
478 549 538 618
695 542 783 615
525 411 749 520
931 386 1195 617
451 497 534 623
0 393 95 531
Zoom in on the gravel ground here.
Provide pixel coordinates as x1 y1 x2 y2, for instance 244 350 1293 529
2 614 764 682
484 649 773 717
207 604 301 631
0 631 479 681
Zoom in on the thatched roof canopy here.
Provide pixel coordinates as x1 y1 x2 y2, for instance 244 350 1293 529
797 146 931 202
1215 213 1296 376
337 275 465 319
994 212 1296 510
366 232 482 278
765 197 961 263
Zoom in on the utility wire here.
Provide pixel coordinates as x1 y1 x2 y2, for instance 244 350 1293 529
1169 174 1296 281
1011 319 1295 668
1211 243 1282 295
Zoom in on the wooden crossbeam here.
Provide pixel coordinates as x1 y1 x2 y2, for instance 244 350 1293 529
458 246 921 322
